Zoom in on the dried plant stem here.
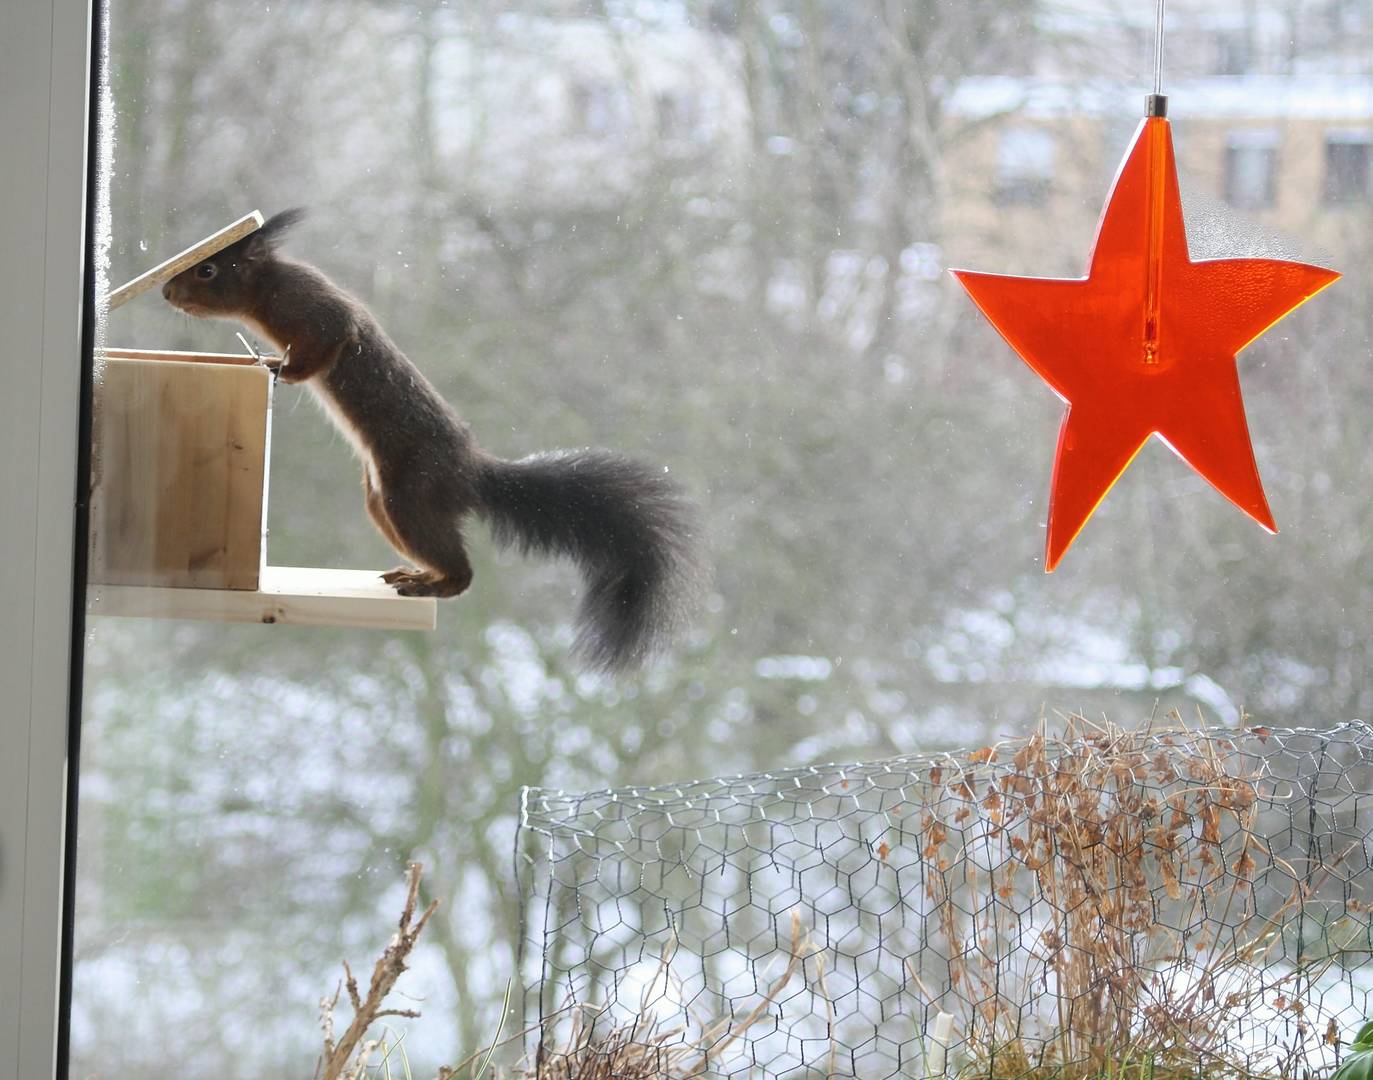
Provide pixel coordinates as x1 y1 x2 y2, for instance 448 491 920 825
915 716 1347 1080
317 862 438 1080
467 909 831 1080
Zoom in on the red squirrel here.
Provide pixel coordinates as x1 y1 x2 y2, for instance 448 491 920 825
162 209 700 670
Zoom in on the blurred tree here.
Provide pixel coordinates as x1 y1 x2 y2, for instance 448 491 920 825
76 0 1373 1075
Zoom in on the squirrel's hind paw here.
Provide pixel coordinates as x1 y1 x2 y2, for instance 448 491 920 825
383 566 472 599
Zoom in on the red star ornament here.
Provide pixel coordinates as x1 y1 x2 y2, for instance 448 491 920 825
952 116 1339 572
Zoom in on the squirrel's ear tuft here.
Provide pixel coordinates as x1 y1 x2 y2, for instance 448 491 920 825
259 207 306 245
242 208 305 261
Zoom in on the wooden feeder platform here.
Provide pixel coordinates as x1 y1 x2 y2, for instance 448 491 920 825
91 564 435 631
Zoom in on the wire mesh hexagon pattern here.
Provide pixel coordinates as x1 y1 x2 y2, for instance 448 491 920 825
514 720 1373 1079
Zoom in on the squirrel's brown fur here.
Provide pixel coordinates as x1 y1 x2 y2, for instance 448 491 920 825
163 209 699 670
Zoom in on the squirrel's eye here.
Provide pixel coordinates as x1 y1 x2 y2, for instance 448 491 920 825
196 262 217 280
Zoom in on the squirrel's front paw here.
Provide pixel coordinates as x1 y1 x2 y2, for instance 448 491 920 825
381 566 423 585
274 362 310 384
272 345 308 383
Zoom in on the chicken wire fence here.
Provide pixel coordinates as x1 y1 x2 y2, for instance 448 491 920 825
514 721 1373 1079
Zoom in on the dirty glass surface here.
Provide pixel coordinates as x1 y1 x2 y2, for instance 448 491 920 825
73 1 1373 1075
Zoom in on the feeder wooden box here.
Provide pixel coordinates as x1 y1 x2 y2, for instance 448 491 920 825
91 352 271 590
87 349 435 631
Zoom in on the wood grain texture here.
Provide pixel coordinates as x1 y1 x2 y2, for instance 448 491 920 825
101 347 282 368
105 210 264 311
90 357 270 589
88 567 438 631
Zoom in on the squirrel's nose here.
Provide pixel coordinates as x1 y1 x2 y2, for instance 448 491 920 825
161 281 173 300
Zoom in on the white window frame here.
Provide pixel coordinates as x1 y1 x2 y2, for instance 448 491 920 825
0 2 93 1079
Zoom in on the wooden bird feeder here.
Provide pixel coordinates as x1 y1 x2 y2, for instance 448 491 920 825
89 212 435 631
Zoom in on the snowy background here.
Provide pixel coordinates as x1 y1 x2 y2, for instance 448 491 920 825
74 0 1373 1075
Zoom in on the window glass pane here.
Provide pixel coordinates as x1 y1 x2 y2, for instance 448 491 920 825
73 1 1373 1076
1325 131 1373 203
995 126 1057 205
1225 129 1278 209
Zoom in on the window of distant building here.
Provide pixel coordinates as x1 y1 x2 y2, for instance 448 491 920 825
1324 130 1373 205
1224 129 1279 210
994 126 1056 206
1212 30 1253 76
1326 0 1369 35
656 90 704 142
568 80 630 137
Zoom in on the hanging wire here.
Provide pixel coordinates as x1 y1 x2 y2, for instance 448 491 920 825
1153 0 1167 96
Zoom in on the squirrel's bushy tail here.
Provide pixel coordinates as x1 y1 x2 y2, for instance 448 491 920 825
475 449 701 671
